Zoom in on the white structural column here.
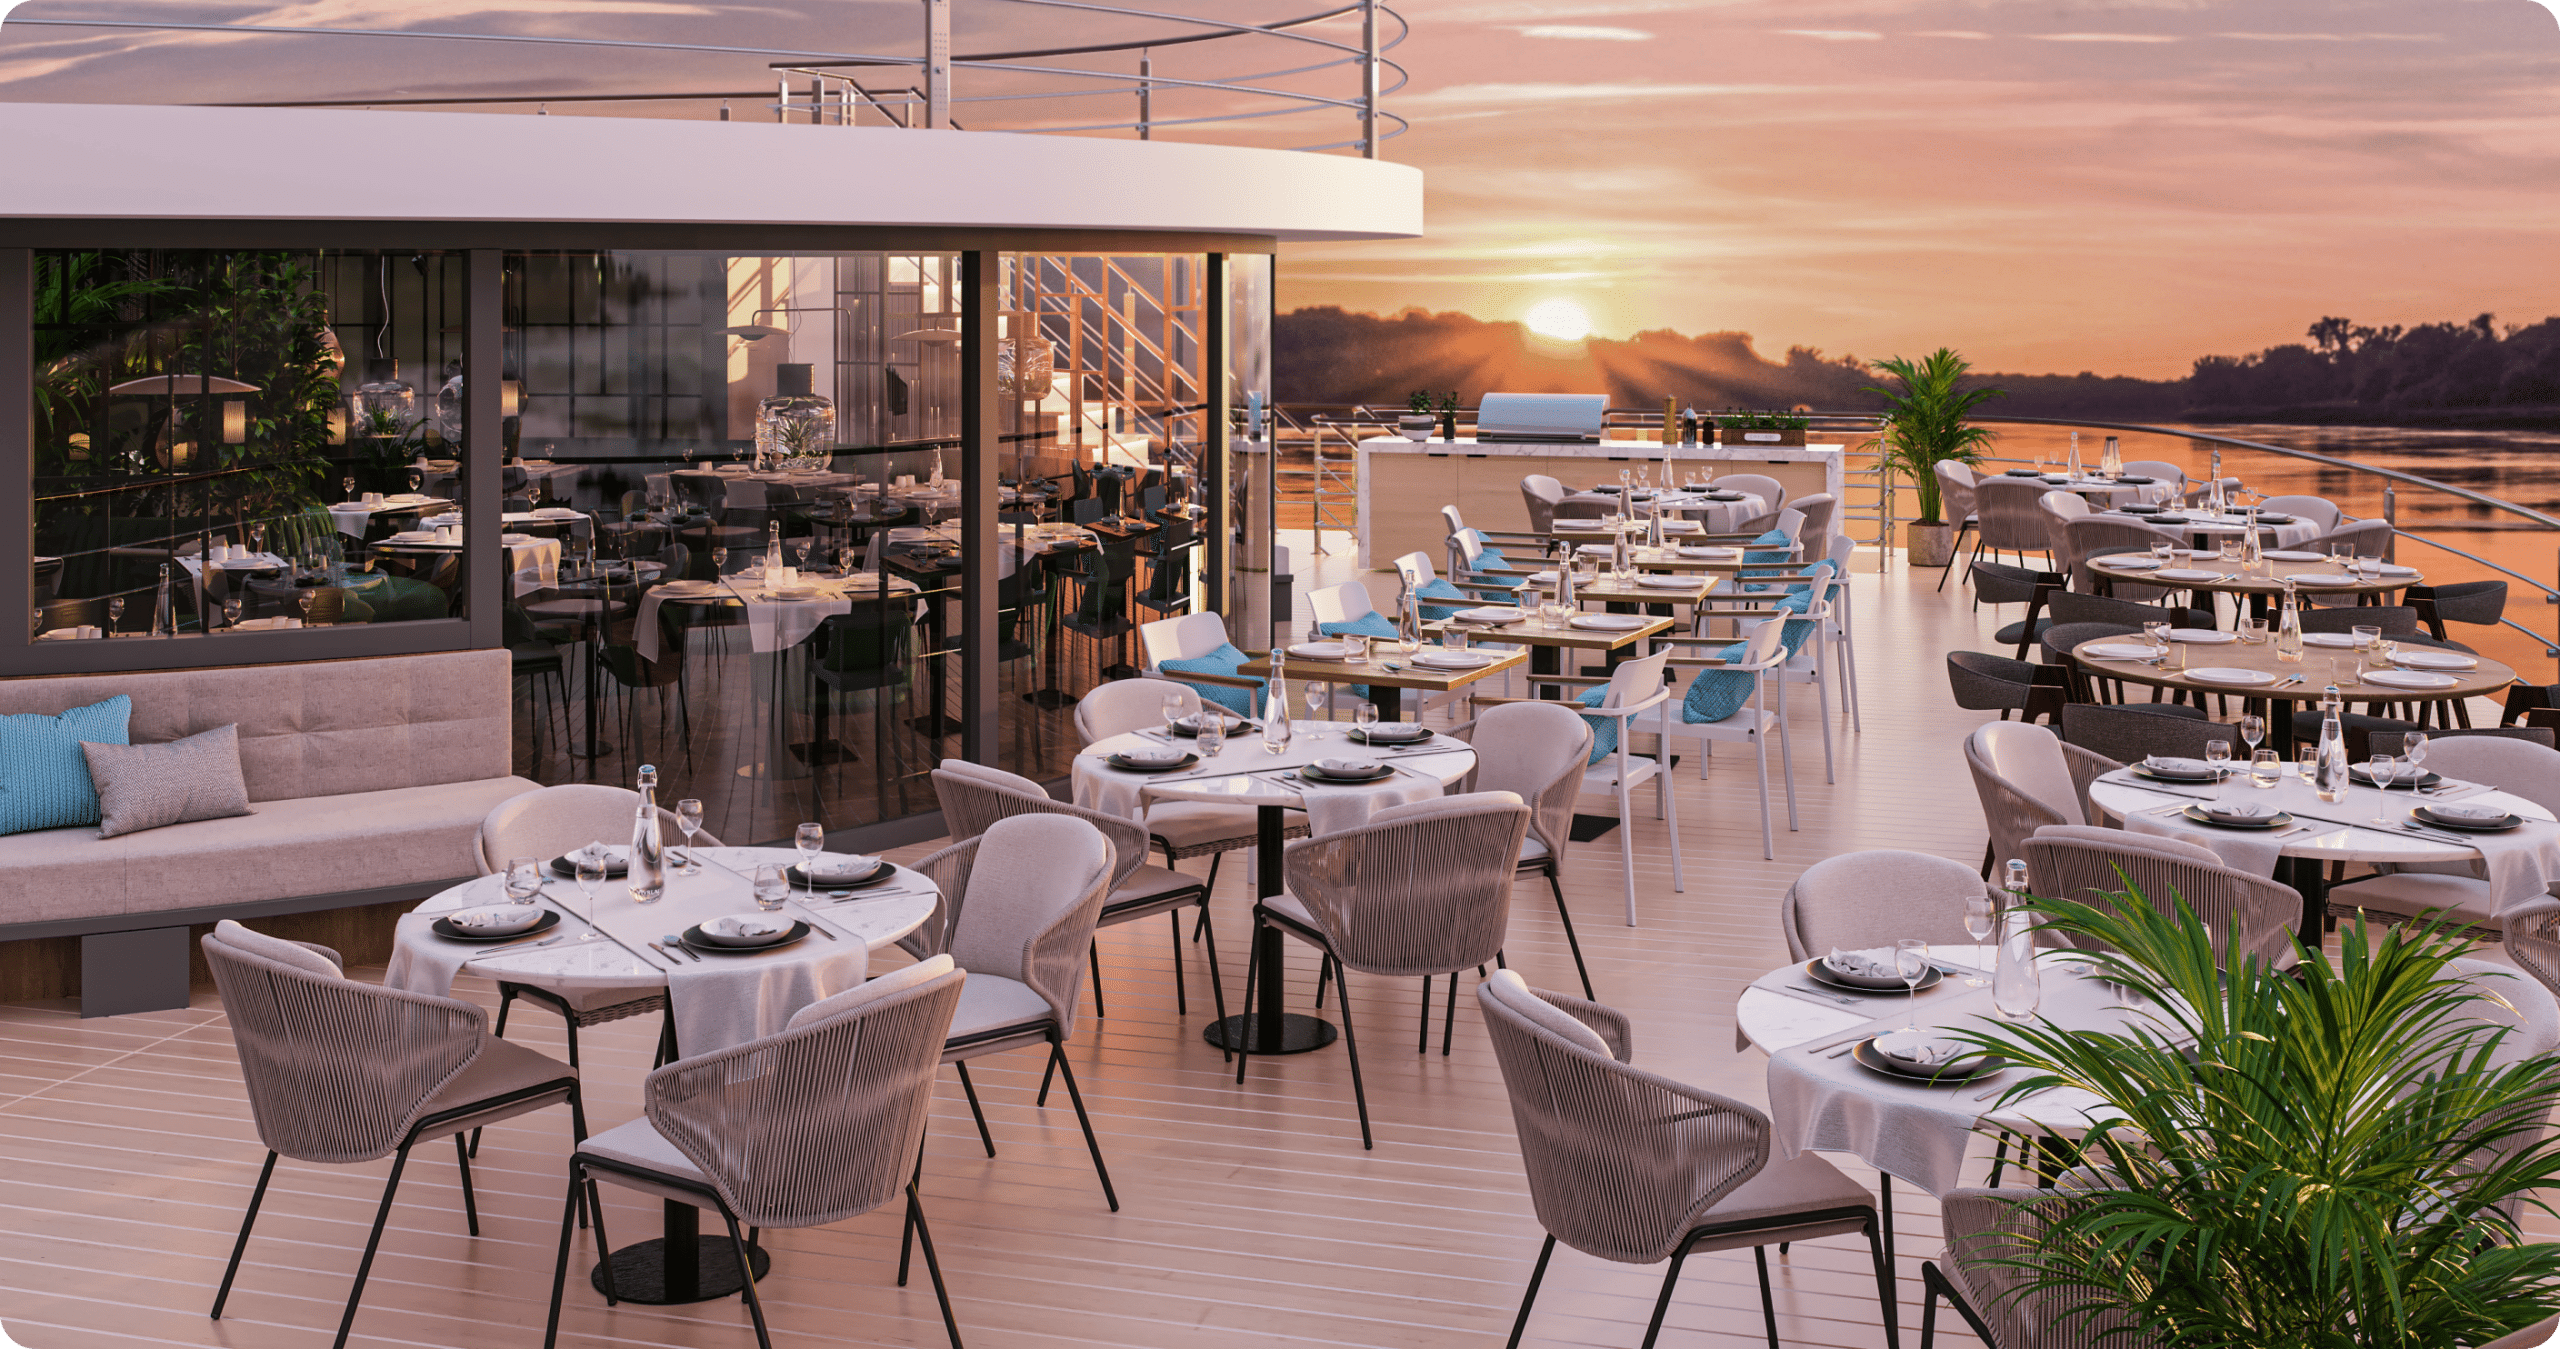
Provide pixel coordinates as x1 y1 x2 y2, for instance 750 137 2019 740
924 0 952 129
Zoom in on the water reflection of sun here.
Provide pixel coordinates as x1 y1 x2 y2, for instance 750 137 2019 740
1524 298 1593 342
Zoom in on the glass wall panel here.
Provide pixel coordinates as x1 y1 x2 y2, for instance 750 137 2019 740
30 249 469 641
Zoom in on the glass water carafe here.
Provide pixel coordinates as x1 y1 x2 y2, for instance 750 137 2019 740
629 764 666 903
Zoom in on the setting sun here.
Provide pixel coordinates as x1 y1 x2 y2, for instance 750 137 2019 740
1523 298 1593 342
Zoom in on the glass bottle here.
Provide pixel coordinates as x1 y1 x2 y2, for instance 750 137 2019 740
765 520 784 578
2240 508 2264 571
629 764 666 904
2316 688 2349 804
1611 519 1631 581
1263 653 1294 754
2274 578 2305 662
1395 588 1423 655
756 363 836 473
1993 861 2042 1021
153 563 174 638
2067 431 2083 479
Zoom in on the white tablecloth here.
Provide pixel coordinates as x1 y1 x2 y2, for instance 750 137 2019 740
176 552 288 580
1590 490 1768 534
1073 723 1477 836
2101 771 2560 916
385 846 934 1053
1755 950 2118 1196
633 572 921 663
2099 509 2324 550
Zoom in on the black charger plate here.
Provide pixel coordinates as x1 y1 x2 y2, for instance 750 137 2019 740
789 860 896 889
1852 1039 2004 1085
2412 806 2523 833
1300 763 1393 784
1110 751 1201 773
1805 959 1944 994
2133 763 2224 784
1349 727 1432 746
2183 804 2292 830
2351 765 2441 789
433 909 563 943
682 920 810 954
1168 718 1256 739
551 854 628 879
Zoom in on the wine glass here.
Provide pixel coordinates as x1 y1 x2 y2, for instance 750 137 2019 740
1354 701 1379 739
106 596 124 634
674 799 704 875
222 595 243 629
2403 732 2430 788
2238 715 2265 760
711 545 728 575
1163 695 1186 740
1960 895 1994 988
341 475 356 500
2367 754 2397 824
574 855 608 937
1304 679 1324 720
2205 740 2232 800
296 590 317 626
795 822 826 898
1895 939 1931 1032
504 857 544 906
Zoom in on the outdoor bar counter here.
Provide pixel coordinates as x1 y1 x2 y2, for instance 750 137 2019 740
1354 436 1847 568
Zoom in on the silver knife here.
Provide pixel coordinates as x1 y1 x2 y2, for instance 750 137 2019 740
1766 983 1864 1010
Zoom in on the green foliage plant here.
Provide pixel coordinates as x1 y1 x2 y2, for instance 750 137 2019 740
1960 890 2560 1349
1716 408 1811 432
1864 348 2003 524
1407 389 1435 415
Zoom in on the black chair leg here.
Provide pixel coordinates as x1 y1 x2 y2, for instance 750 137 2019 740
1234 914 1263 1085
210 1149 278 1319
331 1142 415 1349
1868 1214 1902 1349
1639 1240 1698 1349
1880 1172 1895 1266
1417 974 1433 1055
1314 953 1333 1009
1336 966 1372 1150
899 1141 925 1286
1036 1048 1058 1107
1047 1038 1120 1212
1546 871 1594 1000
953 1062 997 1157
1167 910 1188 1015
1507 1233 1557 1349
1199 903 1229 1062
1441 967 1460 1057
722 1211 776 1349
1754 1245 1780 1349
1089 938 1107 1020
908 1183 967 1349
454 1133 480 1236
542 1168 583 1348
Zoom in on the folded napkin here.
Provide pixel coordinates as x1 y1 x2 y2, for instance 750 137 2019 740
2145 756 2215 777
706 914 794 940
2426 802 2509 824
2201 801 2279 824
1822 947 1910 988
1316 756 1383 777
805 854 883 879
1117 746 1188 766
446 905 544 934
1873 1031 1977 1067
572 842 627 867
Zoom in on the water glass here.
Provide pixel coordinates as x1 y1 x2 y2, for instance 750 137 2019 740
2205 740 2232 797
2251 749 2282 789
1163 696 1186 739
1197 716 1225 758
1543 602 1569 632
2218 538 2243 565
2298 744 2318 781
504 857 543 905
2150 540 2174 566
1343 632 1370 662
2142 621 2171 657
2331 541 2354 567
753 863 790 913
2239 617 2268 644
795 822 825 896
1441 626 1468 651
674 799 705 875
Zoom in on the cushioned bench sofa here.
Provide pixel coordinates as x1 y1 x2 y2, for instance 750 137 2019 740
0 649 536 1015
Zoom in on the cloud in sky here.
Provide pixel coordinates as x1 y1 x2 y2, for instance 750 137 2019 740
1779 29 1885 40
1509 24 1654 41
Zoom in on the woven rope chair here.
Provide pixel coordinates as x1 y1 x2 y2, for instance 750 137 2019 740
2062 517 2181 599
2257 493 2343 532
1922 1189 2150 1349
1479 971 1894 1349
1066 683 1311 894
1972 559 2064 657
1947 650 2066 724
2057 703 2234 763
929 760 1225 1034
1520 474 1566 534
1781 850 1984 963
2036 488 2092 562
1934 461 1980 591
1974 477 2056 567
2298 516 2396 562
473 785 721 1082
1450 699 1598 998
1236 795 1531 1149
909 815 1122 1223
203 922 586 1349
544 958 969 1349
2024 826 2300 970
1967 722 2117 880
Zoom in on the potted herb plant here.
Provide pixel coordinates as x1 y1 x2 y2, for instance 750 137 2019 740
1864 348 2001 569
1398 390 1438 441
1715 408 1809 447
1961 894 2560 1349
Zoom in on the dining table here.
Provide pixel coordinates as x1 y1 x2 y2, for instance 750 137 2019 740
2066 632 2514 754
375 530 562 597
2086 765 2560 938
1985 469 2177 509
1422 610 1672 694
384 845 937 1305
1073 720 1478 1056
2087 549 2419 610
2091 506 2327 551
1239 644 1526 723
1573 487 1770 533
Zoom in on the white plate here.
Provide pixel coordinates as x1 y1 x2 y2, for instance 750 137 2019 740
2170 628 2235 644
1116 746 1190 766
1635 574 1697 589
1413 651 1496 669
2376 563 2421 577
2292 572 2359 586
1454 607 1525 623
446 905 545 935
1677 547 1739 559
1289 642 1353 660
2364 669 2459 690
1526 572 1560 585
1315 757 1385 777
2393 650 2478 671
2081 642 2159 661
2186 667 2279 686
764 586 821 601
2154 568 2221 582
2302 632 2360 648
2096 556 2162 569
2265 550 2323 562
1569 615 1647 631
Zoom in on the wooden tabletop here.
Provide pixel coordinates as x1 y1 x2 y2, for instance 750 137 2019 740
1241 646 1527 692
2088 551 2421 599
1423 613 1672 650
1512 572 1723 606
2068 633 2513 705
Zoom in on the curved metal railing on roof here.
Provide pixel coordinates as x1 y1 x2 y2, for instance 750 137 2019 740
8 0 1409 156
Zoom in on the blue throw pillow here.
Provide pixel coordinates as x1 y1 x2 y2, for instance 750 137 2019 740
0 694 133 834
1574 685 1620 765
1316 611 1400 699
1414 577 1472 621
1158 642 1264 718
1682 644 1756 724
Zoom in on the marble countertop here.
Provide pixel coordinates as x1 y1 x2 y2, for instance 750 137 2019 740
1358 436 1843 461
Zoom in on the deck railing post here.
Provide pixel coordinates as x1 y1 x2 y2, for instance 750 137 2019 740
2384 483 2398 563
1359 0 1380 158
924 0 952 129
1138 50 1152 140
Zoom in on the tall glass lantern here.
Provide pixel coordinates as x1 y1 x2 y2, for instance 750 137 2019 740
757 363 836 471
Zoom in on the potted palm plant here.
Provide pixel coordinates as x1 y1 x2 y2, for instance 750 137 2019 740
1961 894 2560 1349
1864 348 2001 568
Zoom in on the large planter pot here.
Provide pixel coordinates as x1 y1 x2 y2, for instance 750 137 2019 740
1905 521 1957 568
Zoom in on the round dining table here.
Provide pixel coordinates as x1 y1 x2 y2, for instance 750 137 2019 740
2087 549 2420 605
2066 632 2514 754
385 846 937 1306
1073 721 1477 1055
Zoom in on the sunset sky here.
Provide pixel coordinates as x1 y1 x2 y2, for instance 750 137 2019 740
1278 0 2560 377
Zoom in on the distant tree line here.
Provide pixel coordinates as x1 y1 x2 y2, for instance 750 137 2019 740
1271 306 2560 428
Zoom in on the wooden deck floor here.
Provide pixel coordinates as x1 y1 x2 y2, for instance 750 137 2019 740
0 551 2537 1348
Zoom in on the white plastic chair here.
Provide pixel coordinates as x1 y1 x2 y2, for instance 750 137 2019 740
1572 648 1682 922
1656 617 1796 859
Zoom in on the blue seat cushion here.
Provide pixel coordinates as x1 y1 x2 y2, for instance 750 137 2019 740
1316 611 1400 699
0 694 132 834
1575 685 1620 765
1742 527 1795 580
1414 577 1472 621
1158 642 1264 718
1682 645 1755 724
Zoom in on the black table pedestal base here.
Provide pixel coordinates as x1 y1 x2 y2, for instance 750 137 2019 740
907 714 966 738
1203 1013 1338 1055
591 1236 769 1305
788 740 860 765
1022 687 1076 709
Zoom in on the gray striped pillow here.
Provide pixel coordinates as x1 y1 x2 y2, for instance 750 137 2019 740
79 724 252 839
